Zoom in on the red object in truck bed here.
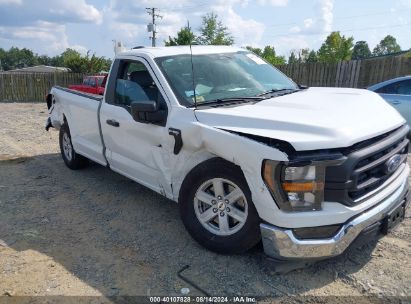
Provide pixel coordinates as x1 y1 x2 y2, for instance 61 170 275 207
69 75 107 95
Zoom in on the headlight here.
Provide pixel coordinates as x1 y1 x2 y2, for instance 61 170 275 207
263 160 326 212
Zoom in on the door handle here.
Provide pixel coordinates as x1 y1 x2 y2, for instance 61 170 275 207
391 100 401 105
106 119 120 127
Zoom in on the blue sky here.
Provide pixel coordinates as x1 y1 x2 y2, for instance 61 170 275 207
0 0 410 59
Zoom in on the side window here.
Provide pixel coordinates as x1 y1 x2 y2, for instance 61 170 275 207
114 61 158 107
89 78 96 87
376 83 398 94
397 80 411 95
82 77 88 85
376 80 411 95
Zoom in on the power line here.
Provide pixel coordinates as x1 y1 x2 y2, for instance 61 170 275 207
146 7 163 47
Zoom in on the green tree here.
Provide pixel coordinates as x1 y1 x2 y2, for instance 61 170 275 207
196 12 234 45
85 53 108 73
317 31 354 63
352 41 371 60
245 46 263 57
306 50 318 63
0 48 5 70
61 48 111 73
165 26 196 46
1 47 38 70
288 51 298 64
61 48 87 72
262 45 286 65
245 46 285 65
373 35 401 56
0 46 110 72
50 54 64 67
37 54 53 66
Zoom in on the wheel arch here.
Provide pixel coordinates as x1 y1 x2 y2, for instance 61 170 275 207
169 123 288 221
177 156 249 205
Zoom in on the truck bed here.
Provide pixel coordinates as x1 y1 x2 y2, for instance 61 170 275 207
48 86 107 166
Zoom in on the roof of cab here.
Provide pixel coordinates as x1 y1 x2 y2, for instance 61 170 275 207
118 45 246 58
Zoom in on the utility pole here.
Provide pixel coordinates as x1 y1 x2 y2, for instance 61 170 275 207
146 7 162 47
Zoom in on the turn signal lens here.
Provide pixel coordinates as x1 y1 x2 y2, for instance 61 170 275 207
282 182 324 192
263 160 276 193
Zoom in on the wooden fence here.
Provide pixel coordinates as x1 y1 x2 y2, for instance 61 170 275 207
277 55 411 88
0 72 86 102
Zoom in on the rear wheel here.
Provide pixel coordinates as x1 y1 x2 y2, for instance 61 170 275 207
179 158 261 254
59 122 89 170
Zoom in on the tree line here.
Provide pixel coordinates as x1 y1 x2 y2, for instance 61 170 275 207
0 47 112 73
165 12 408 65
287 32 403 64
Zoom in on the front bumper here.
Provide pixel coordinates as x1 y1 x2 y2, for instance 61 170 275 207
260 180 410 260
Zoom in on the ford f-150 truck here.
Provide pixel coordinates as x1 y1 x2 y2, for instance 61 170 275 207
45 46 410 261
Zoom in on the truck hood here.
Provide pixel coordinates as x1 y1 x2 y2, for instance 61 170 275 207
194 87 405 151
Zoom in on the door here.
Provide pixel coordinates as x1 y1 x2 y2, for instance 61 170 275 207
100 58 170 193
377 79 411 124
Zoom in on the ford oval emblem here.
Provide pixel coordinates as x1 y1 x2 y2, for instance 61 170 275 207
385 154 402 174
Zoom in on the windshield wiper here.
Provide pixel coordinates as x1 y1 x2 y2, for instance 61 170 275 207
193 96 267 107
257 88 300 97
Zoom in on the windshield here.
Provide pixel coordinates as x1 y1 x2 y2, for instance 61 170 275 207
155 51 297 107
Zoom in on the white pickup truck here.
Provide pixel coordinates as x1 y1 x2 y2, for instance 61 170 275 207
46 46 410 261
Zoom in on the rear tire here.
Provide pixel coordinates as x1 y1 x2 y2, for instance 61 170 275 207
179 158 261 254
59 122 89 170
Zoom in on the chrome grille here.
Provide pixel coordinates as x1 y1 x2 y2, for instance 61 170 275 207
349 135 408 201
324 125 409 206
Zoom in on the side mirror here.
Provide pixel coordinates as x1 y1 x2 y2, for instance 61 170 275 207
131 100 166 124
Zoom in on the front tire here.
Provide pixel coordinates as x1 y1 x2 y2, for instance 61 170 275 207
59 122 89 170
179 158 261 254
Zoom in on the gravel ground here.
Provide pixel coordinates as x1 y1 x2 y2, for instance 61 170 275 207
0 103 410 303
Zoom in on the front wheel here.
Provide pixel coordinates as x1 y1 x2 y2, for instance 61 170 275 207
179 158 261 254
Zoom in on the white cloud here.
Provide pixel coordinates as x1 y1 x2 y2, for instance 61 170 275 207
49 1 102 24
269 0 335 57
211 3 265 46
71 45 89 55
0 21 68 53
400 0 411 8
274 36 310 56
0 0 102 26
317 0 334 33
257 0 289 6
289 26 301 33
0 0 100 55
0 20 91 55
288 0 334 35
304 18 314 28
104 0 267 48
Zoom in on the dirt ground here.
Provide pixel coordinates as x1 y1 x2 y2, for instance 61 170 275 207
0 103 410 303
